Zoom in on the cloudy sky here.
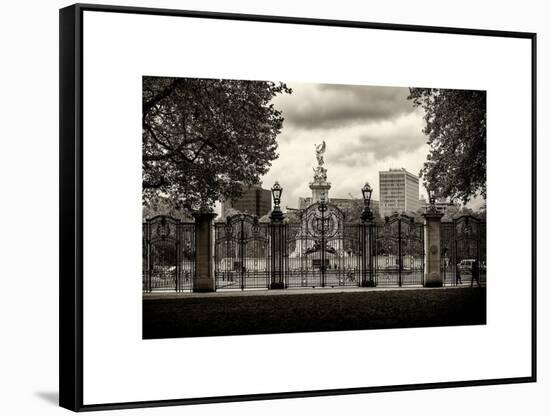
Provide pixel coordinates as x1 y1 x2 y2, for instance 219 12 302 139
259 82 430 210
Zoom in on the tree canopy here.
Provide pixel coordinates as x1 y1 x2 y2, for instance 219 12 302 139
408 88 486 204
337 198 382 224
143 77 291 212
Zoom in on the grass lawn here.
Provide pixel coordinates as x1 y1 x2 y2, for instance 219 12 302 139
142 288 486 339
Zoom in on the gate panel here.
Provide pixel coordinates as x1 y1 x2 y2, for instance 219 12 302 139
285 202 360 288
142 215 195 292
375 214 424 286
214 214 270 290
454 216 486 287
150 239 177 291
441 216 486 287
142 223 148 291
148 216 178 291
214 221 237 289
177 223 195 291
286 222 318 287
340 224 361 286
441 221 456 286
375 217 400 286
480 222 486 285
400 220 424 285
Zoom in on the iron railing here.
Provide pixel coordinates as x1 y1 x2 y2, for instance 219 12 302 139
142 212 487 292
214 214 271 290
374 214 424 287
441 215 486 287
142 215 195 292
212 210 426 290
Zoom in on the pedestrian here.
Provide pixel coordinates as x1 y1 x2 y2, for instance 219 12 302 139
456 262 462 285
471 259 481 287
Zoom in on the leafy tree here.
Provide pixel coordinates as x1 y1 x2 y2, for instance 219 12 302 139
337 198 382 224
440 204 486 222
451 206 475 219
142 196 193 221
143 77 291 212
477 202 487 220
408 88 486 204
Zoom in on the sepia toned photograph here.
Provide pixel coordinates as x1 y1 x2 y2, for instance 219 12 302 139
58 6 536 410
141 76 487 339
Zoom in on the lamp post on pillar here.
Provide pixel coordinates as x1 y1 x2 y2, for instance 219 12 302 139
360 182 374 223
270 182 285 289
360 182 375 287
270 181 284 222
427 187 437 208
318 191 329 287
423 185 444 287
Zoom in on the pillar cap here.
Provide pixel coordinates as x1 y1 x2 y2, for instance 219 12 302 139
422 211 444 219
192 211 218 221
270 208 285 222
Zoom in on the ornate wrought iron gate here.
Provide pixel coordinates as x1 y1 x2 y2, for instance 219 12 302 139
214 214 270 290
441 215 486 286
142 216 195 292
286 202 361 288
374 214 424 286
213 209 426 290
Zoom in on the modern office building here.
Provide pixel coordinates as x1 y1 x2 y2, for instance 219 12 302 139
221 184 272 219
379 168 421 218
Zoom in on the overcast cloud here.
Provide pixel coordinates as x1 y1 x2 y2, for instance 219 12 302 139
259 82 430 210
279 84 418 130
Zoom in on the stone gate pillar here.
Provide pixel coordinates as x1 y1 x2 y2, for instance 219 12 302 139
192 211 217 292
423 209 444 287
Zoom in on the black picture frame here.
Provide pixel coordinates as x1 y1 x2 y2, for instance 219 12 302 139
59 3 537 412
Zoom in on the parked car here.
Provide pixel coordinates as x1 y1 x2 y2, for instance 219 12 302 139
458 259 476 273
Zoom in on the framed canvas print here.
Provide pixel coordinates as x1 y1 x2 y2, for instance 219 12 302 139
59 3 537 412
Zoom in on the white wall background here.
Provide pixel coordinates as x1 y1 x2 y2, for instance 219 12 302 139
0 0 547 415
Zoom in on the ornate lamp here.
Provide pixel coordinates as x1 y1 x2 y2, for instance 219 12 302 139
425 184 439 214
361 182 374 223
361 182 373 208
425 184 443 216
271 181 282 208
270 181 284 222
427 186 436 207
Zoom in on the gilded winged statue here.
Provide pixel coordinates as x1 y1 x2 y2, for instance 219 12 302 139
315 140 326 166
